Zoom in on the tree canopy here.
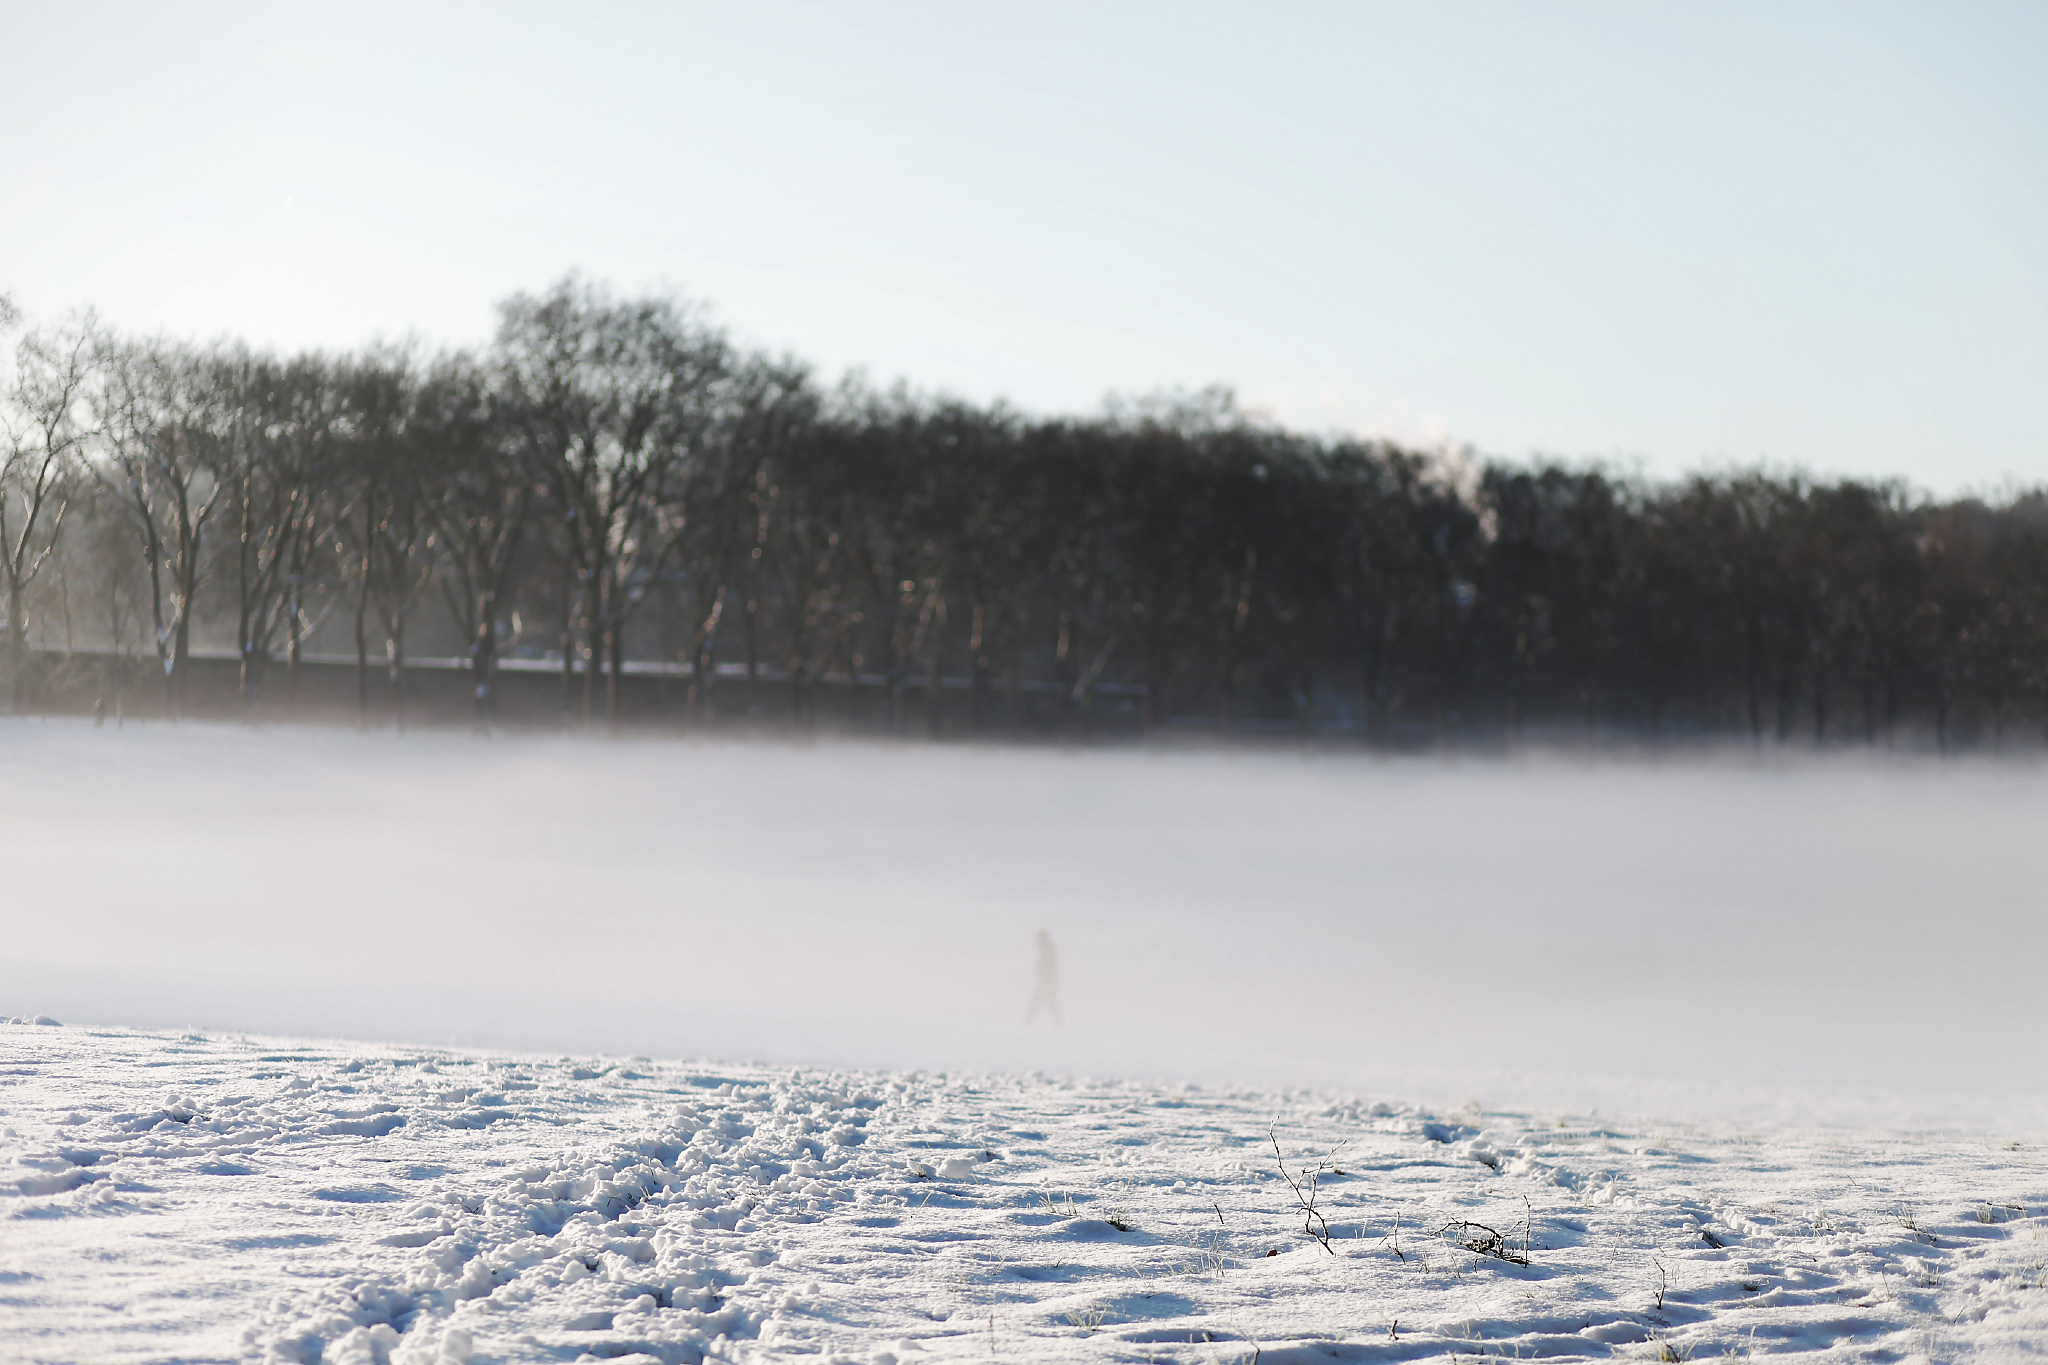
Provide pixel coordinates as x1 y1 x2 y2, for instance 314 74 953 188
4 278 2045 751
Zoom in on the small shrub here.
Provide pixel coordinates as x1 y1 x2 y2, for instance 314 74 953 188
1438 1219 1529 1267
1645 1331 1690 1362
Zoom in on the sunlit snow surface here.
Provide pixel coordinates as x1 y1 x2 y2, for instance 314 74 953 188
3 1023 2045 1363
4 721 2048 1360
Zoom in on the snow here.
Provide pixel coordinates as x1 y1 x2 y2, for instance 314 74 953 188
3 1024 2045 1363
3 720 2047 1359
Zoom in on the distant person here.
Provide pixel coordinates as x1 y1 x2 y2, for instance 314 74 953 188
1025 929 1061 1027
92 698 105 727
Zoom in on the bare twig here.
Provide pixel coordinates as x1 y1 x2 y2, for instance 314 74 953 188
1438 1219 1530 1266
1269 1126 1340 1254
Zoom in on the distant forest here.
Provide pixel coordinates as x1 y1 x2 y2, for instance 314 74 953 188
3 278 2045 750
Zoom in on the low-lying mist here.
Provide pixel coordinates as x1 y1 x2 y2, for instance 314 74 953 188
4 720 2040 1129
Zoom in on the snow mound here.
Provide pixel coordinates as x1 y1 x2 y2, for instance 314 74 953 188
1 1021 2045 1363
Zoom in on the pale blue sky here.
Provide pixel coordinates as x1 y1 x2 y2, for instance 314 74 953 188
4 1 2044 491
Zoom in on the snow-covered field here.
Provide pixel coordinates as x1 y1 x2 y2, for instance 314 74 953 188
3 721 2046 1360
3 1023 2044 1363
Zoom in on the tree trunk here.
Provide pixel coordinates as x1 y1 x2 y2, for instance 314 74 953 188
1860 663 1877 745
786 618 809 732
1056 609 1079 742
559 553 576 720
743 592 760 726
145 531 173 719
1213 628 1233 734
171 592 190 720
172 549 198 722
1136 635 1162 742
1506 622 1529 749
472 600 498 729
237 479 261 721
969 601 989 737
7 583 25 716
581 577 600 726
1743 613 1762 742
1775 664 1795 744
286 585 302 719
388 616 408 733
688 585 724 729
607 623 623 729
354 494 374 728
353 568 371 729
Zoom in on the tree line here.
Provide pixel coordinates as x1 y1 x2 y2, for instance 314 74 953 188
3 278 2045 749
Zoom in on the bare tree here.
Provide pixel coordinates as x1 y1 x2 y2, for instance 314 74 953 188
12 280 2048 750
690 355 815 727
495 277 731 725
1 318 95 712
92 339 230 717
209 348 350 716
425 354 531 725
79 496 148 719
339 350 438 729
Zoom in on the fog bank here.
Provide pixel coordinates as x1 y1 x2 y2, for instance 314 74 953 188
3 720 2040 1129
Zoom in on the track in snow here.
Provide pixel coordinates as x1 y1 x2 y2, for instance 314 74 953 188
4 1022 2045 1364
